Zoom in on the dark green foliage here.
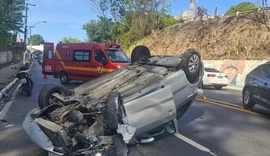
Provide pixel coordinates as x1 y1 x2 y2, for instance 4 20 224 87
29 34 44 45
84 0 179 48
0 0 26 50
61 37 82 43
226 2 258 15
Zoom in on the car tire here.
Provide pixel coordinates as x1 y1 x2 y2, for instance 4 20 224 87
131 45 151 63
60 72 69 85
38 84 69 109
112 134 128 156
106 92 124 130
180 48 202 84
127 137 140 146
215 86 222 90
242 87 255 110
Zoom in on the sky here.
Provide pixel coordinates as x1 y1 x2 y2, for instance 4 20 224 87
24 0 255 44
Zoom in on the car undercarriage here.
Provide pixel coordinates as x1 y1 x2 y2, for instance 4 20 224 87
23 46 204 156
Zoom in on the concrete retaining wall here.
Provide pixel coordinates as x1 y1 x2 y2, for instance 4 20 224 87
0 51 13 64
203 60 268 86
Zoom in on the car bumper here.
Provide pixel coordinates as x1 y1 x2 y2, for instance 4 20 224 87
23 108 64 156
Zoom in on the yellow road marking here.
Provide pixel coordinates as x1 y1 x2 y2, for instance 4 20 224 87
196 98 263 116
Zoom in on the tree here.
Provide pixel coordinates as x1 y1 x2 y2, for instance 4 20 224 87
84 0 175 48
29 34 44 45
83 17 114 43
0 0 25 50
61 37 82 43
226 2 258 15
254 0 270 31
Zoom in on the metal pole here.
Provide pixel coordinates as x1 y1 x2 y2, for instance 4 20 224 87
24 2 28 47
23 2 35 65
30 27 32 53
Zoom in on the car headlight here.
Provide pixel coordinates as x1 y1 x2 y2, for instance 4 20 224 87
117 65 121 69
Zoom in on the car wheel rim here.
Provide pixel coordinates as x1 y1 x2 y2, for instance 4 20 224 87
188 54 199 73
243 90 250 105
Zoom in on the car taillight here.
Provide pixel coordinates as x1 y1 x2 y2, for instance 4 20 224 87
207 74 216 77
225 75 229 78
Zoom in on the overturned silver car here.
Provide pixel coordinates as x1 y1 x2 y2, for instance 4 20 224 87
23 46 204 156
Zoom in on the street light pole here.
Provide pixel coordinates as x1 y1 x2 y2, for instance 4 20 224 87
28 21 47 52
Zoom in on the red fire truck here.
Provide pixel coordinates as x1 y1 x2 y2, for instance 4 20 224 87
42 42 130 84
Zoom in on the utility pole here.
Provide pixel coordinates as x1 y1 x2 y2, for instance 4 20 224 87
23 1 35 48
23 1 35 65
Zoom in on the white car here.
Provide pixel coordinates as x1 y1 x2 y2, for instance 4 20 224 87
201 67 229 90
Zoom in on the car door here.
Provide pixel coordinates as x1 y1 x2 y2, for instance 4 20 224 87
260 64 270 106
42 42 54 74
92 50 112 77
251 64 269 105
123 85 176 136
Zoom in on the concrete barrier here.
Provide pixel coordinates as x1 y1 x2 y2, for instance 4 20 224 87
0 51 13 64
0 61 34 100
203 60 268 86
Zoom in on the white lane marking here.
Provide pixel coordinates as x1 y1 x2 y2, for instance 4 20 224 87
0 101 13 120
174 133 217 156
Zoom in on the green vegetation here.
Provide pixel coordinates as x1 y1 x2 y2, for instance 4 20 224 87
29 34 44 45
0 0 25 50
83 0 182 50
226 2 258 15
61 37 82 43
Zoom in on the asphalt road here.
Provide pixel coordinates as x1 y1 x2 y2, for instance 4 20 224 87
203 87 242 106
0 61 270 156
203 86 270 116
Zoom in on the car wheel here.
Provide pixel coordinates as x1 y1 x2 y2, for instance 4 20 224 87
38 84 69 109
181 48 202 84
242 88 255 109
60 72 69 85
215 86 222 90
112 134 128 156
106 92 124 130
131 45 151 63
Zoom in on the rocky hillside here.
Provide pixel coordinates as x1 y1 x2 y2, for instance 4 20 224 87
126 13 270 60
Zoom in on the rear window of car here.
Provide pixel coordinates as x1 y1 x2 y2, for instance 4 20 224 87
205 68 221 73
254 64 270 79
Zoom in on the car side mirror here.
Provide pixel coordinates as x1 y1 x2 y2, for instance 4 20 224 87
101 57 108 65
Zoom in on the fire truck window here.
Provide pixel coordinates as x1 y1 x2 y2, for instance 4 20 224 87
44 50 52 59
73 50 91 62
94 50 106 63
48 50 52 59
